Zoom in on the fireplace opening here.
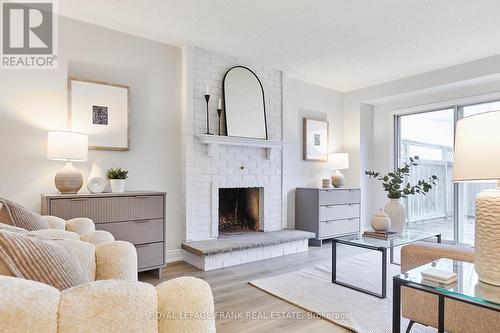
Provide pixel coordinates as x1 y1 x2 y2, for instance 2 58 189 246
219 187 260 233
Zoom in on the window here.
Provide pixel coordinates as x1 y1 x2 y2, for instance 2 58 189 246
457 102 500 243
395 100 500 244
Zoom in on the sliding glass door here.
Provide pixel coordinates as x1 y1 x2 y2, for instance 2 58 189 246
397 109 455 242
396 100 500 244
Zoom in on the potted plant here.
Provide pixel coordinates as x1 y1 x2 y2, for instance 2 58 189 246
107 167 129 193
365 156 438 234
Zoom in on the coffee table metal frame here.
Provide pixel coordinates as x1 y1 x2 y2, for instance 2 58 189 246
331 233 441 298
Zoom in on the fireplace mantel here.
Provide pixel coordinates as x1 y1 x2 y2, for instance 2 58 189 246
197 134 283 159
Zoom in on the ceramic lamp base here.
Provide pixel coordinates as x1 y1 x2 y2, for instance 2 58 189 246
475 189 500 286
331 170 345 188
54 162 83 194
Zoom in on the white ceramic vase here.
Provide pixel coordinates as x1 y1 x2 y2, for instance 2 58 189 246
110 179 126 193
87 161 109 193
384 198 407 234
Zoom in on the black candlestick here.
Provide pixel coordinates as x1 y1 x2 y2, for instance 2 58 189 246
217 108 222 135
204 94 212 135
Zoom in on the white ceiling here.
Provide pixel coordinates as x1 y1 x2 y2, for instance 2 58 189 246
58 0 500 92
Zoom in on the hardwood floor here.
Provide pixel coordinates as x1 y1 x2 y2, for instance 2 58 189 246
140 241 369 333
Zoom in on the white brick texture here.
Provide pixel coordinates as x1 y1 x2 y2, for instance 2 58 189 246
182 239 308 271
182 46 285 241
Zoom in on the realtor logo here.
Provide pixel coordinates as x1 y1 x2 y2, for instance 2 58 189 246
1 0 57 68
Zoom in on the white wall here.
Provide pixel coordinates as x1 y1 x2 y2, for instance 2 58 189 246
343 55 500 229
0 17 183 259
284 77 344 228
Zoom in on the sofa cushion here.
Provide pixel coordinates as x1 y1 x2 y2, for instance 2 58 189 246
0 199 47 231
0 231 90 290
0 275 59 333
58 280 158 333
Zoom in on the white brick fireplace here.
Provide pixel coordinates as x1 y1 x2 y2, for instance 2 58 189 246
181 46 286 242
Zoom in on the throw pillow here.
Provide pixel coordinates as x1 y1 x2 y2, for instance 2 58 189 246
0 198 47 231
0 231 90 290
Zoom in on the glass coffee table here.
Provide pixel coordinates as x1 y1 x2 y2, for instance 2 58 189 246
393 258 500 333
332 230 441 298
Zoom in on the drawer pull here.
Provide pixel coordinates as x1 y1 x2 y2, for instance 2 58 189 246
323 218 358 223
71 198 88 202
323 203 358 207
135 220 152 224
135 244 149 248
135 196 152 199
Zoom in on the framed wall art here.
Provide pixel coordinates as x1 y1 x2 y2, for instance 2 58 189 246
68 77 129 151
303 118 328 161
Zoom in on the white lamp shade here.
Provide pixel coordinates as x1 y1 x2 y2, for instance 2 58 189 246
329 153 349 170
47 130 88 162
453 110 500 181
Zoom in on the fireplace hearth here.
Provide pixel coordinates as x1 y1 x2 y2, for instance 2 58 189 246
219 187 260 233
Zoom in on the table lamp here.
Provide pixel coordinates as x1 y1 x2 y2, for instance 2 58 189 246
453 110 500 286
47 130 88 194
329 153 349 188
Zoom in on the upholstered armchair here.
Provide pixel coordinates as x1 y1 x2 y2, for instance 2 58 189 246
0 211 216 333
401 242 500 333
0 228 216 333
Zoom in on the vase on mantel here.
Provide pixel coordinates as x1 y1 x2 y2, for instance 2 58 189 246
384 198 407 234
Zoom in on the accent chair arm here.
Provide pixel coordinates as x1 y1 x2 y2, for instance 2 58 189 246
401 241 474 272
95 241 138 281
156 277 216 333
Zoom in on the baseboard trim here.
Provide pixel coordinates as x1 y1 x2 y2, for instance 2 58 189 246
165 249 183 263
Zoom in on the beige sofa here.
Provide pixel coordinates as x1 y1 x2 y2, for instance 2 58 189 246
0 217 216 333
401 242 500 333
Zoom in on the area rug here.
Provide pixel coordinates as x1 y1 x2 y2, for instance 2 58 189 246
249 252 434 333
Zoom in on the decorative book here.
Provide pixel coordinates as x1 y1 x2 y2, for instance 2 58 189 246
421 268 457 285
363 231 398 240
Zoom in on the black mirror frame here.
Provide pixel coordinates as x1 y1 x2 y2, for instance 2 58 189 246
222 65 268 140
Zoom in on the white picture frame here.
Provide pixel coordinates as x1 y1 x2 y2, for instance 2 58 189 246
303 118 329 161
68 77 129 151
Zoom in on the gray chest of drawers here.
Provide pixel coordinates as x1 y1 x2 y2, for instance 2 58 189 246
295 188 360 246
41 191 166 276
